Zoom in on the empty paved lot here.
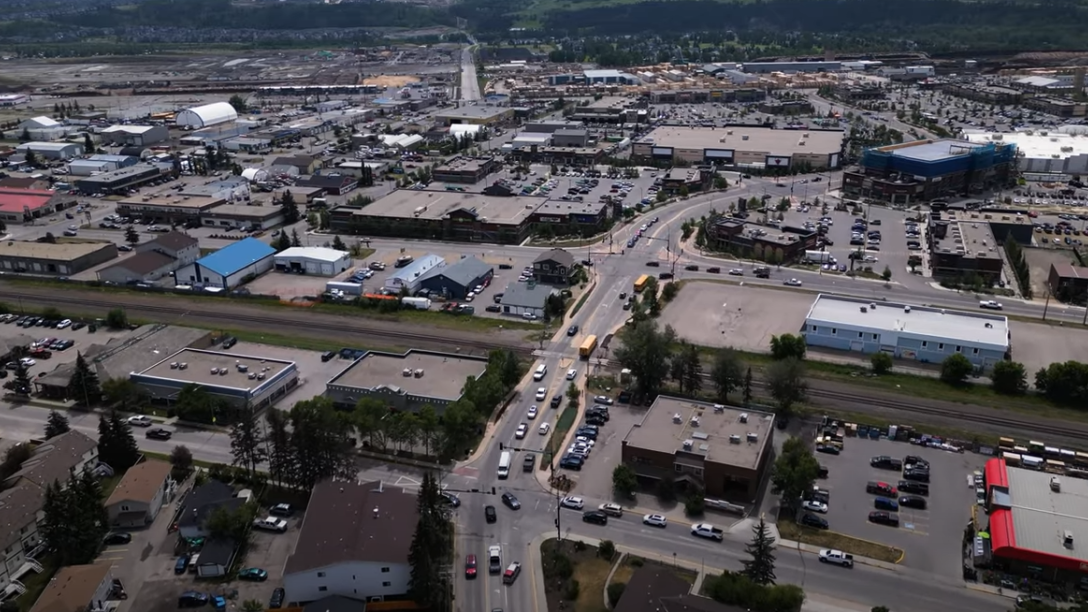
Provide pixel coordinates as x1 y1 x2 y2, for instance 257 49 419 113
814 436 984 574
658 281 812 352
1008 319 1088 374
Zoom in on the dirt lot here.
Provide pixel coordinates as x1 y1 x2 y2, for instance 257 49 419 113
657 281 811 352
1007 319 1088 373
363 75 421 87
1023 247 1078 298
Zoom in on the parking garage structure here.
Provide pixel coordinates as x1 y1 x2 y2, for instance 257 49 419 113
620 396 775 502
130 348 299 409
983 457 1088 585
802 294 1011 371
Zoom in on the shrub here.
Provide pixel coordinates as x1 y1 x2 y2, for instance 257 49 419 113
630 557 644 567
940 353 974 385
870 352 893 375
573 540 587 552
552 553 574 580
565 580 580 601
598 540 616 560
607 583 627 607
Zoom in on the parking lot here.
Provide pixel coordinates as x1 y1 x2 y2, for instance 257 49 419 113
558 397 645 497
1 314 130 378
812 436 985 574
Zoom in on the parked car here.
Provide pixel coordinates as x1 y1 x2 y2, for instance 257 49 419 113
269 588 285 609
899 495 927 509
104 532 132 545
238 568 268 581
897 481 929 496
174 555 190 575
800 513 829 529
270 503 294 517
866 481 897 496
903 469 930 483
178 592 209 608
870 456 903 471
869 511 900 527
802 500 828 513
874 497 900 511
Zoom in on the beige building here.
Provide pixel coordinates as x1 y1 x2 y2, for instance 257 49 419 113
632 126 844 170
0 241 118 276
105 460 176 527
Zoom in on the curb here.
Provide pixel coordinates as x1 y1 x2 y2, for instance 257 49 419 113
776 538 901 572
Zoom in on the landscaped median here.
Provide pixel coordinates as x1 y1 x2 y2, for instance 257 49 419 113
776 520 904 564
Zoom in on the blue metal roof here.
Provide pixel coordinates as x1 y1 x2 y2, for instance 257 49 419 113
197 238 275 277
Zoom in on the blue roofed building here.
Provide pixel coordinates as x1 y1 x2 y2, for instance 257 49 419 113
173 237 275 290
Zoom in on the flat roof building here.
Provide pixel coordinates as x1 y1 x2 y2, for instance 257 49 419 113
433 106 513 126
325 349 489 413
928 218 1004 282
116 194 226 221
383 254 445 294
964 131 1088 178
632 126 844 170
0 240 117 276
74 164 165 195
432 156 501 184
621 397 775 502
131 348 299 409
201 204 284 231
804 294 1010 371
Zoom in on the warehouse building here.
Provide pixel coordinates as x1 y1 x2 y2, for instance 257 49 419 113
431 156 501 184
96 250 181 285
74 164 167 195
132 348 299 409
324 349 488 413
621 397 775 502
0 241 117 276
201 204 283 231
0 188 68 225
68 154 138 176
499 281 554 318
981 457 1088 584
273 247 351 276
417 256 493 299
115 194 225 224
14 141 83 160
175 102 239 129
742 61 842 73
632 126 844 170
843 139 1017 203
432 106 513 127
174 237 276 290
802 294 1010 371
383 254 445 294
963 131 1088 181
100 125 169 146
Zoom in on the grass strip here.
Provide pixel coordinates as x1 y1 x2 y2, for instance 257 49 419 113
776 520 903 564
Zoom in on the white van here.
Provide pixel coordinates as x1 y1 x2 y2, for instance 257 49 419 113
497 451 511 479
533 364 547 381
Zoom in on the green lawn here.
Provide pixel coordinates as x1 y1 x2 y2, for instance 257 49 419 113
543 404 579 467
15 555 58 612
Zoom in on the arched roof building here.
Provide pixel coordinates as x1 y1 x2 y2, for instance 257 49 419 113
175 102 238 129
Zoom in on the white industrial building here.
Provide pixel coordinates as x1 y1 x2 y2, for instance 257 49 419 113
15 141 84 160
68 158 118 176
383 254 444 294
175 102 239 129
963 130 1088 179
273 247 351 276
18 116 60 131
240 167 269 183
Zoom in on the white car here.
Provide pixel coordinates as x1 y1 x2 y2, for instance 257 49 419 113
568 444 590 456
691 523 724 541
19 357 36 367
643 514 668 528
574 436 595 447
515 423 527 439
783 278 803 287
126 415 152 427
253 517 288 532
979 300 1003 310
535 387 547 401
802 500 828 514
560 496 584 510
566 368 577 380
527 405 538 420
538 422 551 435
56 319 72 329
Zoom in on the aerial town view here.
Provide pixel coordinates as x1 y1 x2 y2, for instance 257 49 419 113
4 2 1088 612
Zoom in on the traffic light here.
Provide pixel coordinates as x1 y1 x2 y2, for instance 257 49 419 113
491 487 496 495
499 442 504 450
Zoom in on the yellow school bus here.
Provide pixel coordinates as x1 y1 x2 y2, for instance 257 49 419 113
579 335 598 359
634 274 651 293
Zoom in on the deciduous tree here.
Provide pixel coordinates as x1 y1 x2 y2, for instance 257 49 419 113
991 360 1027 396
765 358 807 417
940 353 974 385
710 348 744 402
769 333 806 361
170 444 194 480
612 464 638 498
771 436 820 514
614 320 676 396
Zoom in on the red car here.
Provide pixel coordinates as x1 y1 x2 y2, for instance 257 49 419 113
465 554 477 579
866 481 897 496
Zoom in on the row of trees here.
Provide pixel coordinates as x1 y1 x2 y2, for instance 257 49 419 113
1003 237 1033 299
406 472 453 608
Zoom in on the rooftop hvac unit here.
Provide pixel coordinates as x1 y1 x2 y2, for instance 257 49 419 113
672 413 683 424
219 369 228 376
179 363 188 370
170 362 179 369
237 364 249 373
860 306 868 313
683 439 694 450
713 404 725 414
403 368 413 377
747 433 759 443
413 369 424 378
248 372 258 379
729 434 742 444
210 367 219 374
904 306 912 313
691 415 701 427
870 303 877 309
739 412 748 423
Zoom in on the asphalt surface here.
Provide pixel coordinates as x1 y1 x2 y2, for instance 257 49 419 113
460 45 481 102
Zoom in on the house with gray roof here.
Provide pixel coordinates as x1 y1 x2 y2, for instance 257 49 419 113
2 431 99 489
500 281 555 319
417 256 494 299
532 248 576 285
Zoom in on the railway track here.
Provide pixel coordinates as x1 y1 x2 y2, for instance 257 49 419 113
3 291 536 358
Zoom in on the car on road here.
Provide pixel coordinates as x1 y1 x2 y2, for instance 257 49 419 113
269 588 285 609
104 532 132 545
802 500 828 513
598 503 623 517
485 506 497 523
783 278 803 287
502 562 522 584
691 523 724 541
515 423 528 439
899 495 927 509
800 513 829 529
869 511 900 527
643 514 667 528
979 300 1003 310
502 492 521 510
560 496 584 510
238 568 268 581
567 325 579 336
527 405 538 419
539 422 551 435
126 415 152 427
567 368 577 380
728 268 744 276
145 428 172 440
579 509 608 525
465 554 478 579
551 395 562 408
535 387 547 401
440 492 461 507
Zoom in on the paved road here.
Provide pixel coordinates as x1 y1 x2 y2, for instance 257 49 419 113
459 46 481 102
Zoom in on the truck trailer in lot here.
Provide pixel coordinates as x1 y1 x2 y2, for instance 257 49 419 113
804 250 834 264
325 281 363 296
401 297 432 310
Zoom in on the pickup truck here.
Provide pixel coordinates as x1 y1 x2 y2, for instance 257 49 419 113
818 549 854 568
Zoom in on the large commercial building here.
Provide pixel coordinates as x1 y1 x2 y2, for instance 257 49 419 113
131 348 299 409
15 141 83 160
100 125 170 146
632 126 844 170
621 397 775 502
704 218 818 263
273 247 351 276
982 457 1088 583
285 480 416 605
843 139 1017 203
174 237 276 289
432 106 513 127
0 241 117 276
74 164 167 196
803 294 1011 371
0 188 68 225
175 102 239 129
324 349 488 413
431 156 500 184
115 194 225 223
330 189 611 244
963 131 1088 181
